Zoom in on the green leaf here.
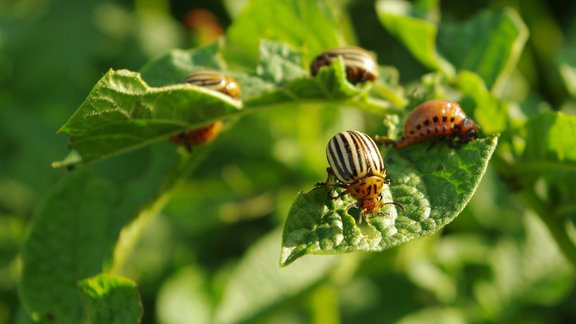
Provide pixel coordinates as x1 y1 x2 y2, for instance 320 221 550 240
523 112 576 163
139 42 225 87
156 267 212 324
280 136 498 266
58 69 242 163
475 214 573 317
79 274 142 324
19 169 119 323
557 47 576 97
456 71 509 134
58 39 401 165
376 1 527 91
437 8 528 92
255 39 306 85
225 0 344 68
376 0 453 74
20 145 178 322
215 229 339 324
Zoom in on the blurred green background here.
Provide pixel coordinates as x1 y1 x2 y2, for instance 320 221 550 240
2 0 576 323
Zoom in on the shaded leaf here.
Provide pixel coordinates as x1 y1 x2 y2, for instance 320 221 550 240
215 229 339 324
281 137 498 266
19 170 119 323
79 274 142 324
20 145 178 323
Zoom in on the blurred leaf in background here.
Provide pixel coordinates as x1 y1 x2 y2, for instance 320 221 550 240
2 0 576 323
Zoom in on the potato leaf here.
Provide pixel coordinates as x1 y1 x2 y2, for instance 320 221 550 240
281 136 498 266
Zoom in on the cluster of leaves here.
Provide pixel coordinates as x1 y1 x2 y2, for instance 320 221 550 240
4 0 576 323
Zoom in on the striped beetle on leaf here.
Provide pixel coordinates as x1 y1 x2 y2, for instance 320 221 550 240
170 70 241 151
310 47 378 85
317 130 402 223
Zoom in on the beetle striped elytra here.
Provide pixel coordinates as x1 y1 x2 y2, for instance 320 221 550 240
170 70 241 151
393 99 478 149
310 47 378 85
318 130 402 223
183 70 241 100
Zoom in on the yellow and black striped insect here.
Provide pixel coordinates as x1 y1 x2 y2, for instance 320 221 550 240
170 70 241 151
310 47 378 85
318 130 402 223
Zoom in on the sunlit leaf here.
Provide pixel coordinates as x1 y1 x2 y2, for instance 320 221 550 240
225 0 344 67
376 1 527 91
58 69 242 163
281 137 498 266
456 71 509 134
437 8 528 92
523 112 576 163
376 0 453 74
58 40 398 164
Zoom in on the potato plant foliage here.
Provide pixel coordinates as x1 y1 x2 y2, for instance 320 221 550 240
4 0 576 323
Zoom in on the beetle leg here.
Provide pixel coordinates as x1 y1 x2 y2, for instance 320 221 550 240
373 135 396 146
382 201 404 211
314 167 350 200
314 167 336 187
448 135 463 149
360 212 370 224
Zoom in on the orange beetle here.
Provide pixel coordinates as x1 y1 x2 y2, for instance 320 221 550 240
394 99 478 149
170 70 240 151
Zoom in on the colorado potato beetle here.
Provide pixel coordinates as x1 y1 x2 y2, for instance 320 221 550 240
170 70 241 151
310 47 378 85
318 130 402 223
393 99 478 149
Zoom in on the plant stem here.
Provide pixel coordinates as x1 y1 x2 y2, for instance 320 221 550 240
111 146 211 273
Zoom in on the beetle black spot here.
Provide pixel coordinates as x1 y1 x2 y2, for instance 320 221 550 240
416 124 421 130
434 127 439 133
433 116 439 123
450 117 455 122
423 120 430 126
442 116 447 122
442 126 447 133
410 130 415 135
